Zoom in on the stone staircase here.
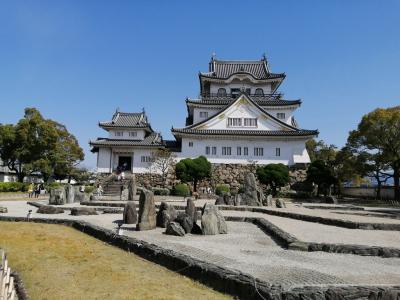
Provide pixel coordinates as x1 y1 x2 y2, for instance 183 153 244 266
103 179 129 196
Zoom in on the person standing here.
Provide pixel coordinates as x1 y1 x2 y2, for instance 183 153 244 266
28 183 34 198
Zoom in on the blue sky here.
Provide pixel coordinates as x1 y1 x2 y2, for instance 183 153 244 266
0 1 399 169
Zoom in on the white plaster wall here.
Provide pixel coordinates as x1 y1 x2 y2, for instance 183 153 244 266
108 129 146 140
193 107 220 124
261 107 296 125
176 137 310 165
97 148 112 173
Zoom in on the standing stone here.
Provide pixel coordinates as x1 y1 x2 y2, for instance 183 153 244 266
176 213 194 233
240 173 262 206
128 175 137 200
74 190 87 202
49 188 66 205
165 222 185 236
136 189 156 231
185 198 198 222
223 193 234 205
276 198 286 208
123 201 138 224
215 196 225 205
156 202 177 228
265 194 274 207
121 187 129 201
234 194 242 206
65 184 75 204
201 203 228 235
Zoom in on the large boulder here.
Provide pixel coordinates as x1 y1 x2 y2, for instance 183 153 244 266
176 213 193 233
49 188 66 205
136 189 156 231
156 202 177 228
201 203 227 235
215 196 225 205
265 194 274 207
128 175 137 200
275 198 286 208
185 198 198 221
165 222 185 237
239 173 263 206
234 194 242 206
325 196 338 204
70 207 98 216
37 205 64 214
0 207 8 213
123 201 138 224
65 184 75 204
74 191 87 202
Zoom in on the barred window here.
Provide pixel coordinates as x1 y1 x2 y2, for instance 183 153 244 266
189 142 193 147
217 88 227 96
237 147 242 156
205 146 210 155
254 147 264 156
222 147 231 155
200 111 208 118
244 147 248 156
277 113 285 120
227 118 242 127
276 148 281 157
255 88 264 96
129 131 137 137
141 156 152 163
244 118 257 127
212 146 217 155
115 131 123 137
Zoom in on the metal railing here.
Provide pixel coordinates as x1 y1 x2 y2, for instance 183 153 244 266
200 92 282 99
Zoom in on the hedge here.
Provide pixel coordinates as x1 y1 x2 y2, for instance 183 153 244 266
215 184 230 196
0 182 30 192
173 183 190 197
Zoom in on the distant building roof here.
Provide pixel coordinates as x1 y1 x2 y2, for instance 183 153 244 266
200 58 285 80
99 111 151 130
89 132 163 150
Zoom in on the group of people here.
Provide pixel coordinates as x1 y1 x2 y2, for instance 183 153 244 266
27 183 44 198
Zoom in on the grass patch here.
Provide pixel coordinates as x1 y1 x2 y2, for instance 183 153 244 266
0 222 231 300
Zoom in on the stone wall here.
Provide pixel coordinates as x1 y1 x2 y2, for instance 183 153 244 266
97 164 307 191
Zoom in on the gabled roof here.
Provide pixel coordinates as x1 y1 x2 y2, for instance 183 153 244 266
200 58 285 80
89 132 164 149
172 93 318 138
186 97 302 107
99 111 151 130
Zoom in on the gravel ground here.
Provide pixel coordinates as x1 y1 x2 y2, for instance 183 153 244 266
2 201 400 289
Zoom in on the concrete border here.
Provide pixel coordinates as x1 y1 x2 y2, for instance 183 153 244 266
1 216 400 299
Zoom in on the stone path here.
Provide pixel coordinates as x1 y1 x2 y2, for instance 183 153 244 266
1 201 400 290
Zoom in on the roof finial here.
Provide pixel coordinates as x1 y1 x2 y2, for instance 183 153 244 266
142 107 145 114
262 52 267 61
211 52 216 61
116 107 120 113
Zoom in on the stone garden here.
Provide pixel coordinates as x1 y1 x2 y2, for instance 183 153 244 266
1 170 400 299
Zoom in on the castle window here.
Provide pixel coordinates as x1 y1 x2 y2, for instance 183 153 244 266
205 146 210 155
228 118 242 127
141 156 152 163
244 147 248 156
217 88 227 96
189 141 193 147
222 147 231 156
237 147 242 156
244 118 257 127
129 131 137 137
231 88 240 97
254 147 264 156
255 88 264 96
276 148 281 157
115 131 123 137
200 111 208 118
277 113 286 120
212 147 217 155
245 88 251 94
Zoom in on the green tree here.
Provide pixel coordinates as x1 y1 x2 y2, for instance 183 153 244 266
0 108 84 182
256 163 289 196
347 107 400 200
175 156 211 192
306 139 337 163
306 160 337 196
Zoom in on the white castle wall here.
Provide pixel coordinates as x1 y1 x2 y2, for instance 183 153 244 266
107 129 146 140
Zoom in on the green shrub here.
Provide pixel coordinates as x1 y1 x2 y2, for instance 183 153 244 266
84 185 95 194
152 187 170 196
0 182 30 192
173 183 190 197
215 184 230 196
45 182 63 190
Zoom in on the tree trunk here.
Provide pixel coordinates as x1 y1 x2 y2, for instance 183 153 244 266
394 169 400 202
193 179 198 192
17 172 25 183
375 178 382 200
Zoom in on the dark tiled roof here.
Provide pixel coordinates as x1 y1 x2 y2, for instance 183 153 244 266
172 128 318 137
99 112 150 129
186 97 301 107
201 59 285 80
90 133 163 147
